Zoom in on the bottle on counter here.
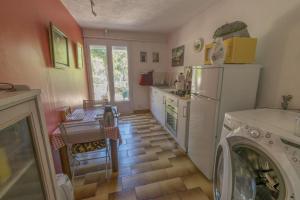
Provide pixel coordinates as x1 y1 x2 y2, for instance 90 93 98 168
176 73 185 91
103 106 115 127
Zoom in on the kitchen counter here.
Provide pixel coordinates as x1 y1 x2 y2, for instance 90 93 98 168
151 86 191 101
150 86 191 152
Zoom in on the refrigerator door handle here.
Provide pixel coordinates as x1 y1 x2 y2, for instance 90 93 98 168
206 97 214 101
183 106 187 118
192 94 218 102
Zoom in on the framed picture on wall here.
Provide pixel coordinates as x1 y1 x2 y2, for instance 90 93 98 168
76 42 84 69
140 51 147 63
152 52 159 63
172 45 185 67
49 22 70 69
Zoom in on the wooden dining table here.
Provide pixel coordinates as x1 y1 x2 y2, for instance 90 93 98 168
50 107 120 179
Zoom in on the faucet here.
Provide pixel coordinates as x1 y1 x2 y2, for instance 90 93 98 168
281 95 293 110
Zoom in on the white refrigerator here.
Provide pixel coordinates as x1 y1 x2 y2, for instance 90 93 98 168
188 64 261 180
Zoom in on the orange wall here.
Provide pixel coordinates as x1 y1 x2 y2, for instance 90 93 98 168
0 0 88 172
0 0 88 133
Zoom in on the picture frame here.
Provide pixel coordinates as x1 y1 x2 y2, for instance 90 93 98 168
140 51 147 63
172 45 185 67
76 42 84 69
49 22 70 69
152 52 159 63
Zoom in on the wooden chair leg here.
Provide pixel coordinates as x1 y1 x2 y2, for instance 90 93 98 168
110 139 118 172
105 148 108 179
59 146 72 179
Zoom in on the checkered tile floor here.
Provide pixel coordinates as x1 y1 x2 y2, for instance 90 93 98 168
74 113 213 200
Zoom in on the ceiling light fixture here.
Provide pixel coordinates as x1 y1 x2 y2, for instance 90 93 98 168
90 0 97 16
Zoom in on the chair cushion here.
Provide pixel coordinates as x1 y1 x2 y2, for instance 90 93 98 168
71 139 106 154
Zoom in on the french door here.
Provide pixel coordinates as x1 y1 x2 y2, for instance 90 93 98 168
85 39 132 113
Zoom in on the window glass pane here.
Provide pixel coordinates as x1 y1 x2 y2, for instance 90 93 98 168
89 45 110 101
0 118 45 199
112 46 129 101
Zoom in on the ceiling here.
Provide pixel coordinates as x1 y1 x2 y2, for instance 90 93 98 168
61 0 216 33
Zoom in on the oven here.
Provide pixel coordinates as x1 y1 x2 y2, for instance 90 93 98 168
165 97 178 136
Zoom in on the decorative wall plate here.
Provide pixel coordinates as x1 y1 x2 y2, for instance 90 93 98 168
194 38 204 52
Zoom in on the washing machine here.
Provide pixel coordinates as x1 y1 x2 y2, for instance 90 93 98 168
213 109 300 200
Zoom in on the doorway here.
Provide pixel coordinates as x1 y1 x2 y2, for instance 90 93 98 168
85 40 132 113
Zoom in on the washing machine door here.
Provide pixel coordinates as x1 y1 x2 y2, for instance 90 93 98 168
213 139 232 200
228 137 286 200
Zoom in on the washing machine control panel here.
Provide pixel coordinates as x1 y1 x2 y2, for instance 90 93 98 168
282 138 300 178
243 126 300 178
243 126 275 145
249 129 261 138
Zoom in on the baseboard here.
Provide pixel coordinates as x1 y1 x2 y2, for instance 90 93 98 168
133 109 150 114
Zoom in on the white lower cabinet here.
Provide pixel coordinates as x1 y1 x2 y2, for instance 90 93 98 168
150 87 190 152
156 91 166 125
150 87 155 114
176 99 190 151
150 87 166 125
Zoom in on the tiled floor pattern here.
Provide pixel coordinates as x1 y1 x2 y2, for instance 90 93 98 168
74 113 213 200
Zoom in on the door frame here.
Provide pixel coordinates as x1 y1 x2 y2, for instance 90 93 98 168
84 38 134 113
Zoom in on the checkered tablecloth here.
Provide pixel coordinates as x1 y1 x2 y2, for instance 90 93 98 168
50 131 66 151
50 126 121 151
103 126 122 143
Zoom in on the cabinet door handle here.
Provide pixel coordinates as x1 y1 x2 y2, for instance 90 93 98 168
183 106 187 118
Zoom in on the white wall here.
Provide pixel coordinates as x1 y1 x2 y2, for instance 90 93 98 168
168 0 300 109
130 41 168 110
83 29 168 111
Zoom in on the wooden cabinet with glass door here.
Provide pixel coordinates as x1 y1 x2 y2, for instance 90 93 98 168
0 90 58 200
